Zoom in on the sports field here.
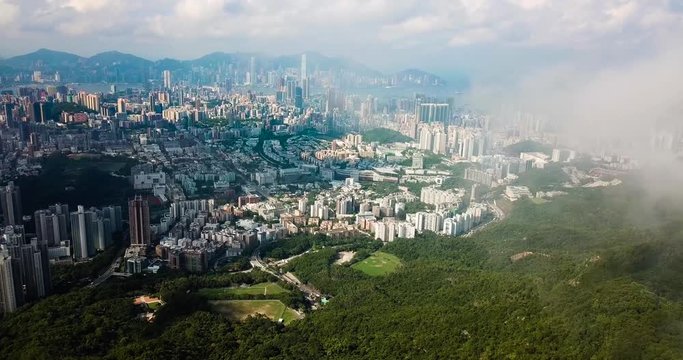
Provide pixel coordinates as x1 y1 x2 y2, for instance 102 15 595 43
352 251 402 276
209 300 301 324
198 282 289 299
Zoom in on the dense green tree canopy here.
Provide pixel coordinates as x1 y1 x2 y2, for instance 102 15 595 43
2 181 683 359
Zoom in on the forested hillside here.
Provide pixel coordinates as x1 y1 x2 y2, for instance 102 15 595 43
2 180 682 359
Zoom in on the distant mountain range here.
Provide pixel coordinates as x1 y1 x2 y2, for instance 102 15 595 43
0 48 447 87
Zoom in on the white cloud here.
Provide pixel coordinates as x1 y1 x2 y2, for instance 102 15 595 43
605 1 639 28
509 0 547 10
379 16 449 41
0 0 19 25
449 27 497 46
0 0 682 70
63 0 108 13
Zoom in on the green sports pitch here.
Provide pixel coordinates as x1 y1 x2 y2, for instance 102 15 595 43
209 300 301 325
198 282 289 299
352 251 402 276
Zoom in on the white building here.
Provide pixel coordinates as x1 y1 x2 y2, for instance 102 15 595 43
419 128 433 151
133 172 166 191
433 131 447 155
443 218 459 236
298 198 308 214
520 152 549 169
505 186 532 201
254 170 276 186
424 213 443 233
415 212 426 232
420 187 461 207
374 220 415 242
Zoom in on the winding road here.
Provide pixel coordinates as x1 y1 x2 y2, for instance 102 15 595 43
250 247 322 300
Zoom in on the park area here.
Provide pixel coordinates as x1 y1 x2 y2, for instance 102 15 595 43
209 300 301 325
352 251 402 276
17 154 135 213
197 282 289 299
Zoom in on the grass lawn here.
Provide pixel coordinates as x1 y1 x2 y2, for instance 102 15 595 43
197 282 289 299
531 197 550 205
209 300 301 325
515 165 569 192
352 251 402 276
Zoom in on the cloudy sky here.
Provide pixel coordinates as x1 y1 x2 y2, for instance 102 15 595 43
0 0 682 77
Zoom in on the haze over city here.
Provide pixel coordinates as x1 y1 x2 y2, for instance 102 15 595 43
2 0 682 77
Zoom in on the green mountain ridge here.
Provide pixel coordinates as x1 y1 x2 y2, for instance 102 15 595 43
0 48 448 86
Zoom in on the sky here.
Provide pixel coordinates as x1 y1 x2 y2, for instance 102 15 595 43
1 0 682 79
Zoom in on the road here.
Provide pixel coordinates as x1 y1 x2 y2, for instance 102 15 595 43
250 247 322 300
463 199 507 238
87 234 128 288
88 248 124 288
271 249 312 267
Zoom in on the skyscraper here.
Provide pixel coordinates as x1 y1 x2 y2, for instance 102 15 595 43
433 131 447 154
70 206 96 260
163 70 172 89
67 205 120 260
302 78 310 99
148 93 156 113
249 57 256 85
294 86 304 110
1 225 50 306
35 206 69 247
337 197 355 216
286 79 297 100
419 128 433 151
416 103 450 123
129 196 151 247
102 205 123 232
3 103 14 128
300 54 307 81
0 254 17 314
0 182 22 227
117 98 126 114
31 102 46 123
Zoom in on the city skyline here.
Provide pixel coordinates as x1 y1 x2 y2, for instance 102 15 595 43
0 47 449 81
1 1 682 79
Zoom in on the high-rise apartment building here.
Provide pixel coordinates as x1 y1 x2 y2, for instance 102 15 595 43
117 98 126 114
0 225 50 313
302 78 310 99
294 86 304 110
419 128 433 151
35 204 69 247
424 212 443 233
84 94 100 112
129 196 151 247
433 131 447 154
249 57 256 85
336 197 354 216
163 70 172 89
0 254 17 314
68 205 121 260
416 103 450 123
0 182 22 227
300 54 307 81
70 206 97 260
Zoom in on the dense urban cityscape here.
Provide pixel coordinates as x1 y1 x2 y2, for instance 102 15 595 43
0 0 682 358
0 49 638 301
